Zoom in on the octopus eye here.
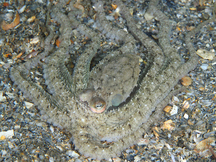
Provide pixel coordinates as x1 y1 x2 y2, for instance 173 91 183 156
89 97 106 113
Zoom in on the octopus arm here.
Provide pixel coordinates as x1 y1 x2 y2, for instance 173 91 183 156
71 86 184 160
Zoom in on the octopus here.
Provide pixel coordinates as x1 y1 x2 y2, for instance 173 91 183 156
9 0 215 160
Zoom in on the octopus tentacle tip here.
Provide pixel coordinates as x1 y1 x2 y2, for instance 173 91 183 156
89 97 106 113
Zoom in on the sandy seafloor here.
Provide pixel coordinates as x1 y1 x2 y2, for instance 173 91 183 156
0 0 216 161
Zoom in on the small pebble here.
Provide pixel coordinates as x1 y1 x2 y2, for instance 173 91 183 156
172 96 180 104
194 137 215 153
184 113 189 119
14 125 20 129
0 91 6 102
164 105 172 113
113 157 121 162
134 155 141 162
1 150 7 156
66 150 80 158
56 146 63 151
196 49 215 60
181 76 192 86
5 92 14 99
162 120 175 131
50 126 54 133
200 64 209 70
24 101 34 109
126 149 134 154
49 157 54 162
30 37 40 44
18 5 26 13
182 100 190 110
27 16 36 23
0 130 14 140
170 105 178 115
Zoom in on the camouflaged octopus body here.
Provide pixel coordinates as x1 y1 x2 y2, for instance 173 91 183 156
9 0 215 160
87 53 140 110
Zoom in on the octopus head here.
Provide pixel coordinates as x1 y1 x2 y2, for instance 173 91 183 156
79 89 106 113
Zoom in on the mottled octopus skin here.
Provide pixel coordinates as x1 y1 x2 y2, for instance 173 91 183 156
10 0 215 160
88 53 140 109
